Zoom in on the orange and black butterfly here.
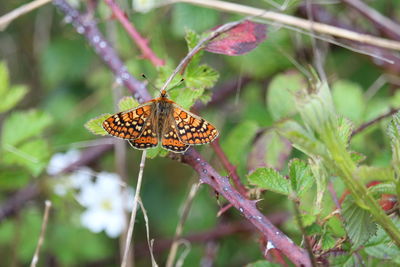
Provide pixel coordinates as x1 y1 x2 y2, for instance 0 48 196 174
102 90 219 153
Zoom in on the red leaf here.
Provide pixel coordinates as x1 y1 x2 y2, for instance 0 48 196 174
205 20 267 56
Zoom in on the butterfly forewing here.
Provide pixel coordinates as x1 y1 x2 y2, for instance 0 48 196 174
172 105 219 145
102 103 152 139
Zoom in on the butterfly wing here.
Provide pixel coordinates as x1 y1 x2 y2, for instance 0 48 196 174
128 117 158 149
172 104 219 145
102 103 153 140
161 117 190 153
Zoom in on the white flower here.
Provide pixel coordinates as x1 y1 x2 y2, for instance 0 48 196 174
132 0 157 13
47 149 80 176
78 172 134 238
51 167 93 196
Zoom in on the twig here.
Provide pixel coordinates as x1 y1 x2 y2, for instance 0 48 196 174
104 0 165 67
160 20 242 92
0 0 51 31
121 150 147 267
168 0 400 51
292 200 317 267
341 0 400 41
30 200 52 267
351 108 400 138
166 182 201 267
54 1 311 265
211 139 248 197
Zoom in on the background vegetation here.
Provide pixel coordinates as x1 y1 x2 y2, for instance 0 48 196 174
1 0 400 266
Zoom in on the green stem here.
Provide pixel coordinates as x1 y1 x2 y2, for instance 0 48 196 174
323 126 400 247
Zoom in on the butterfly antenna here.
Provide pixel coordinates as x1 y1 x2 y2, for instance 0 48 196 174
141 74 159 91
166 78 185 92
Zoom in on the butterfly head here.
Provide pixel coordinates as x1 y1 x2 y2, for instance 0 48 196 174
161 89 168 98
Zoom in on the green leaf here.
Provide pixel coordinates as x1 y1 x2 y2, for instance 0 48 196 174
0 61 9 96
337 116 353 148
221 121 259 166
329 253 356 267
185 64 219 90
341 196 377 248
302 214 316 227
364 218 400 263
1 110 52 147
0 85 28 113
332 80 365 123
305 222 323 235
118 96 138 111
309 157 327 214
248 168 290 196
170 87 204 110
367 182 396 195
356 165 394 182
267 71 306 120
3 139 50 176
289 159 313 197
0 168 30 190
321 231 336 250
185 29 203 70
84 114 111 136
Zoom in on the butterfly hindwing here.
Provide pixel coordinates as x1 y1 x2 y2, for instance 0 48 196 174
172 105 219 145
161 118 189 153
102 103 152 139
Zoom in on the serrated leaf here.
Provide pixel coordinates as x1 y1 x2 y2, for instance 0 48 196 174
185 64 219 89
356 165 394 182
0 61 9 96
387 112 400 175
84 114 111 136
248 168 289 196
302 214 316 227
267 71 306 120
305 223 323 235
329 253 356 267
337 116 353 148
118 96 138 111
0 85 28 113
1 110 52 147
332 80 365 123
3 139 50 176
321 232 336 250
221 121 259 166
289 159 313 197
341 196 377 248
349 151 366 165
367 182 396 195
365 218 400 263
185 29 203 70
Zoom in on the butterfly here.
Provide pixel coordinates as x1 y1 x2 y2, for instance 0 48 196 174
102 90 219 153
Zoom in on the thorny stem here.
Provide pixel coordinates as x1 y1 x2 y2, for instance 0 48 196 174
104 0 165 67
30 200 52 267
54 1 311 265
166 182 200 267
351 108 400 138
121 150 147 267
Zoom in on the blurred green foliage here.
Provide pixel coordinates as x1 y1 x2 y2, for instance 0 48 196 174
2 0 400 266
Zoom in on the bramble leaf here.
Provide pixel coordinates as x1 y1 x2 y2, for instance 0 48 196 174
289 159 313 197
118 96 138 111
248 168 290 196
84 114 111 136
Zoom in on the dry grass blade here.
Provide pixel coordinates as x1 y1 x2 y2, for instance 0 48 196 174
0 0 52 31
121 150 147 267
138 199 158 266
30 200 52 267
166 182 200 267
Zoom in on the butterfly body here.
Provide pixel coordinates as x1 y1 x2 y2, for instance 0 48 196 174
103 90 219 153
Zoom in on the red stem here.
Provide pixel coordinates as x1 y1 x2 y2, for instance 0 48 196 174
211 138 248 197
104 0 165 67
